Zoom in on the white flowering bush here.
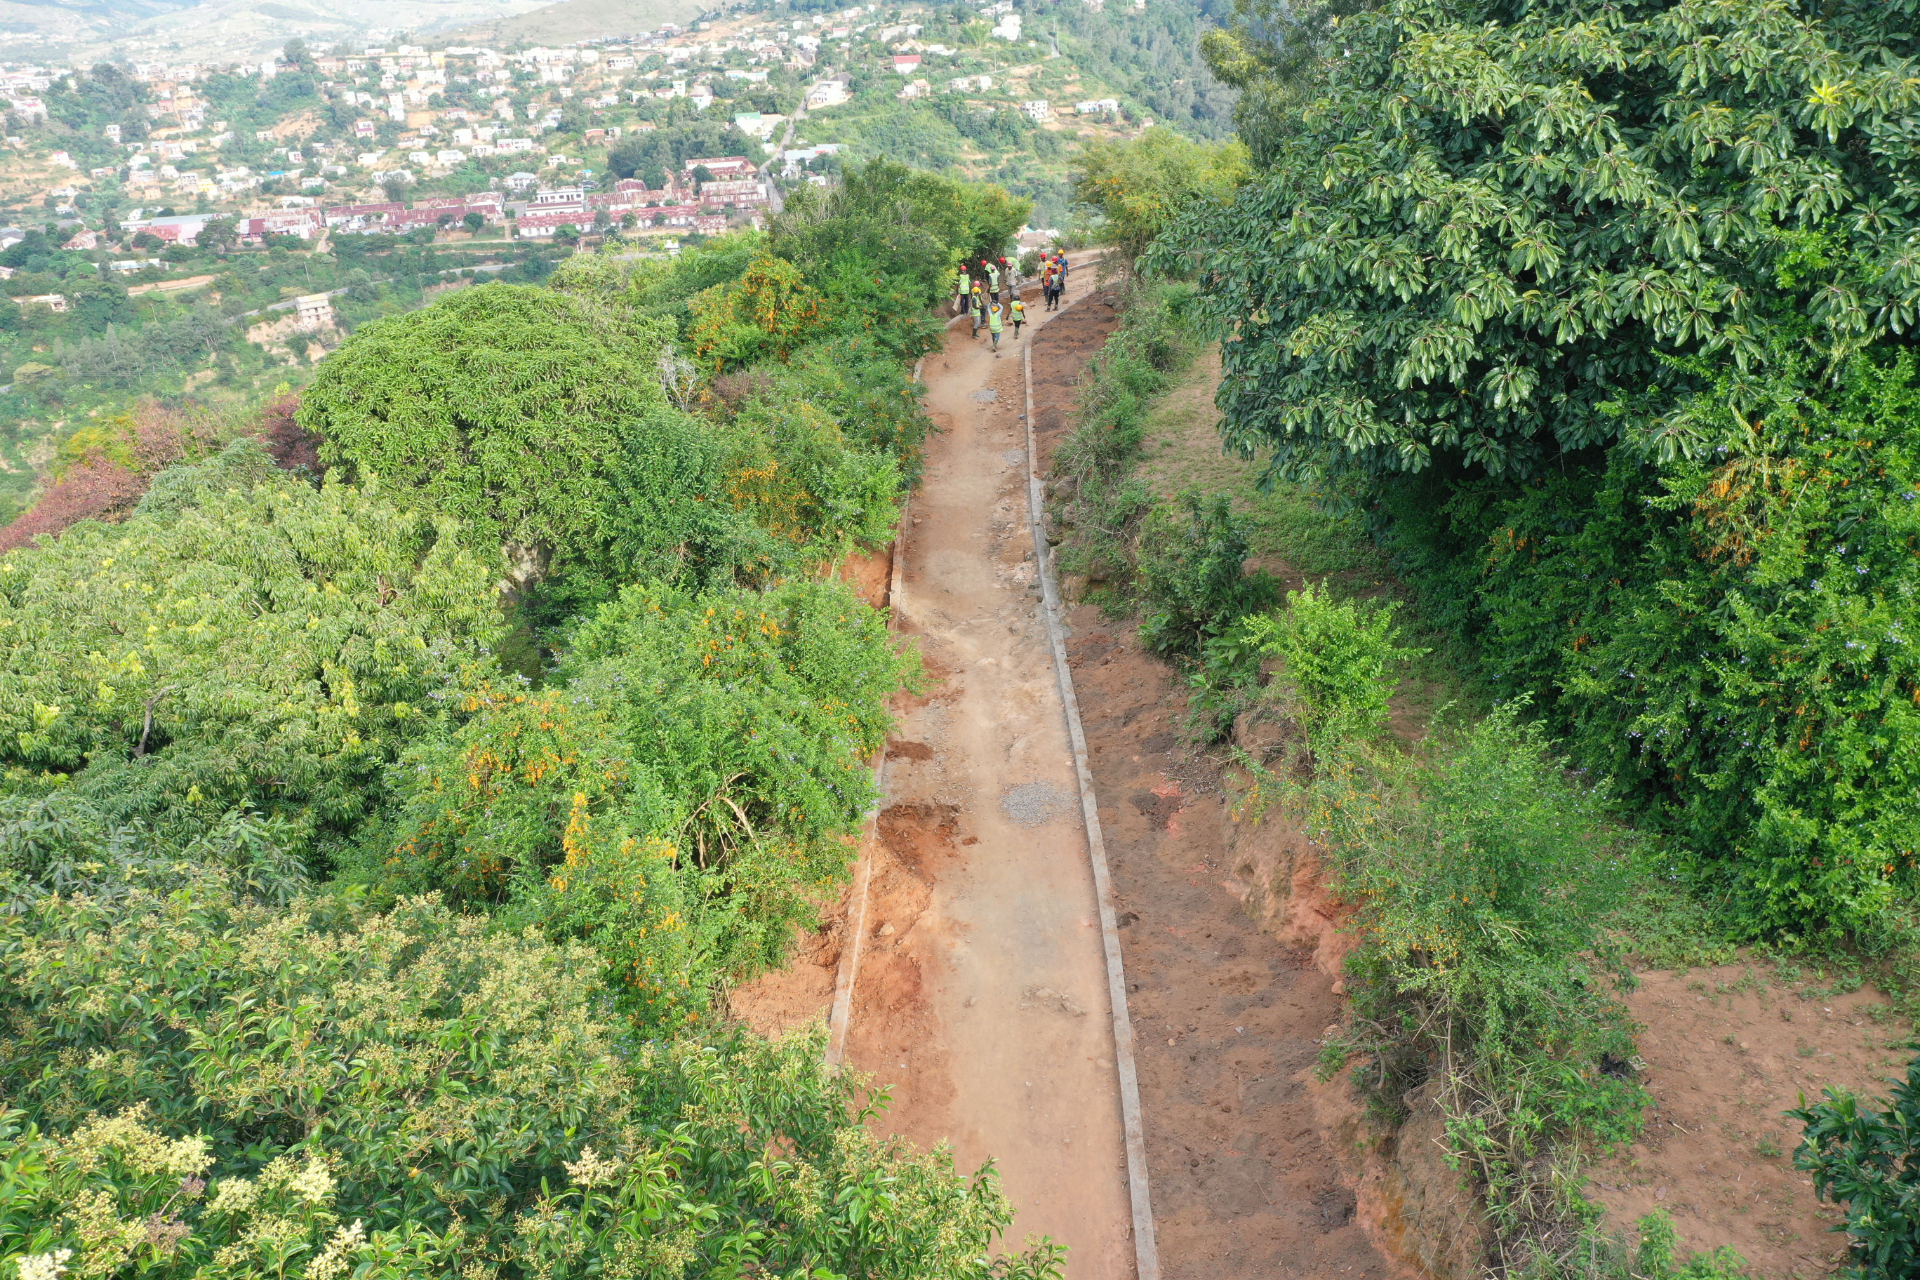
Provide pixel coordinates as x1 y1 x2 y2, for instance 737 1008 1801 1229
0 887 1065 1279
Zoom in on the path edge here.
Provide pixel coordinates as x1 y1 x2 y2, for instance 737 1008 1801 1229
823 357 922 1069
1023 331 1162 1280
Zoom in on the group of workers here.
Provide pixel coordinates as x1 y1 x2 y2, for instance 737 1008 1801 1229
954 252 1072 355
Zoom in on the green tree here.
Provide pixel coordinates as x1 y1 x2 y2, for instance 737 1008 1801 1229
0 885 1064 1278
1072 126 1249 267
0 441 501 853
298 284 676 592
194 216 237 253
1162 0 1920 485
770 159 1030 305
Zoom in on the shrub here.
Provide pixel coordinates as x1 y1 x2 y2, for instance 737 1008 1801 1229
687 254 825 373
1239 582 1425 739
1136 490 1276 657
1791 1052 1920 1280
557 577 911 888
0 886 1064 1278
1274 703 1640 1271
361 577 915 1022
0 462 500 858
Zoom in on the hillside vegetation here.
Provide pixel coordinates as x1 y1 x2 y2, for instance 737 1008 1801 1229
0 161 1065 1279
1060 0 1920 1273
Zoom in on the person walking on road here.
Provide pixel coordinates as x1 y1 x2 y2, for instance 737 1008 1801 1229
969 283 986 337
985 258 1000 299
987 298 1004 352
998 256 1014 304
1009 296 1025 339
954 265 970 314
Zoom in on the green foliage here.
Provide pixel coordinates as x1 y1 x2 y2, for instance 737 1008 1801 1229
357 578 913 1023
1136 490 1276 657
298 283 674 586
1163 0 1920 484
1175 0 1920 940
686 253 825 372
1239 582 1425 738
1278 704 1642 1272
1051 280 1205 590
0 885 1062 1278
0 134 1073 1280
718 393 902 561
0 791 307 914
1377 341 1920 938
1071 126 1250 266
1791 1051 1920 1280
558 578 909 884
771 159 1030 309
0 453 500 857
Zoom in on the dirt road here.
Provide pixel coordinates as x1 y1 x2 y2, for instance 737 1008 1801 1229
836 269 1140 1275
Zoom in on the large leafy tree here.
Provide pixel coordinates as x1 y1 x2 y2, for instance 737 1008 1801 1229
298 284 677 591
1073 126 1250 264
0 442 500 850
1164 0 1920 484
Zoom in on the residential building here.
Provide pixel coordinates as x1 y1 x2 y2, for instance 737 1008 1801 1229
684 156 758 180
806 73 851 108
698 178 769 209
294 293 334 329
1020 99 1051 122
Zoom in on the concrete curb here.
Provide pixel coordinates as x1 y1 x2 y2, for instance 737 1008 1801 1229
824 357 923 1069
1023 328 1161 1280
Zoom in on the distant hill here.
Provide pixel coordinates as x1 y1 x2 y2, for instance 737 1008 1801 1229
432 0 708 48
0 0 557 64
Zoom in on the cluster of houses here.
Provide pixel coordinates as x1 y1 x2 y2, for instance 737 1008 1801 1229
114 158 767 246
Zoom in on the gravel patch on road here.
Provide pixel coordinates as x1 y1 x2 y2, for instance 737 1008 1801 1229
1000 779 1075 827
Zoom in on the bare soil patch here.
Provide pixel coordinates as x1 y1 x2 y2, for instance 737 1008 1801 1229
1588 964 1905 1278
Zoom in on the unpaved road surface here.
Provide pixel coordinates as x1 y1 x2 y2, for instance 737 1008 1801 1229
733 283 1406 1280
840 268 1139 1276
